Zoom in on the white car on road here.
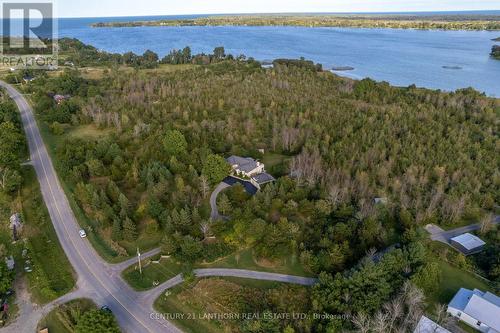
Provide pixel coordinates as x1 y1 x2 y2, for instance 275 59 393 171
79 229 87 238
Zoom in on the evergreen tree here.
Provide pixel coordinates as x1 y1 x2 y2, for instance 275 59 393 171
111 218 123 241
163 130 188 156
123 217 138 241
202 154 230 184
218 194 231 215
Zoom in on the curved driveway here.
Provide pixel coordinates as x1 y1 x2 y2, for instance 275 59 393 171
209 181 230 220
0 81 317 333
142 268 318 305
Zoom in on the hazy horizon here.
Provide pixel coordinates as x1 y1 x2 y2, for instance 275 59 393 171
55 10 500 20
53 0 500 19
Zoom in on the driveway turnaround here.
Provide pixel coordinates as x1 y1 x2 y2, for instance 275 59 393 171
0 81 318 333
426 217 499 244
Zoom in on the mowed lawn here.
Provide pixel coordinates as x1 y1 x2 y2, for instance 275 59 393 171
122 255 184 291
199 248 311 277
428 259 493 306
262 152 290 168
123 248 312 290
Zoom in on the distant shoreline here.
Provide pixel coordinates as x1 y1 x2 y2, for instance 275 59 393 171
91 14 500 31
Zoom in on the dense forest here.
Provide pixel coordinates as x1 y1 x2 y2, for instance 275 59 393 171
0 93 25 197
92 14 500 30
0 91 26 306
22 43 499 332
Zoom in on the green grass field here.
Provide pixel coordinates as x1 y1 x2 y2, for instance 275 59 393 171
37 298 96 333
429 259 492 306
77 64 197 80
123 248 312 290
20 167 76 304
200 248 311 276
262 152 289 168
122 255 184 291
153 277 289 333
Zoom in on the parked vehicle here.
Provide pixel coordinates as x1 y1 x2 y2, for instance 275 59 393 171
101 305 112 313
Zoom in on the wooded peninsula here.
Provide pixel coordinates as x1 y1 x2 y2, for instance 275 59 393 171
92 14 500 30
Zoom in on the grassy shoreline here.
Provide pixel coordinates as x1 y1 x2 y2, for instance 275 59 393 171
92 14 500 31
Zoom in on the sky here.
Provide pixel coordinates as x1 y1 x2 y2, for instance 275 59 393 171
2 0 500 18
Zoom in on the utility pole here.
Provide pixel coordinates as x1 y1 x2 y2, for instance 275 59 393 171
137 247 142 275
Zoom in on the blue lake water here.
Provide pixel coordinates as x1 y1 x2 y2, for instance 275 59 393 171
21 15 500 96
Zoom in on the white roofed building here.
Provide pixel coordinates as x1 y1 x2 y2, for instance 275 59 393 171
413 316 451 333
450 233 486 255
447 288 500 333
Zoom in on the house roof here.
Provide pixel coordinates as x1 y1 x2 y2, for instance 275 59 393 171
413 316 451 333
449 288 500 331
483 292 500 307
451 233 486 250
465 294 500 330
227 155 259 173
252 172 275 185
448 288 473 311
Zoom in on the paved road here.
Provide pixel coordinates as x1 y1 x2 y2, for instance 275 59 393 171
0 81 318 333
112 247 162 273
142 268 318 305
0 81 182 333
426 216 499 243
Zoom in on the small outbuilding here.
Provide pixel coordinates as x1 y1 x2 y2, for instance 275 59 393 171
450 233 485 255
373 197 388 205
413 316 451 333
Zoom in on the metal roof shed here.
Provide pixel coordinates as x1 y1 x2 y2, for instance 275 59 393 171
450 233 486 255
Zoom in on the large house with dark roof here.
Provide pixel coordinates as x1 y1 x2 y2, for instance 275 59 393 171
226 155 275 190
447 288 500 332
